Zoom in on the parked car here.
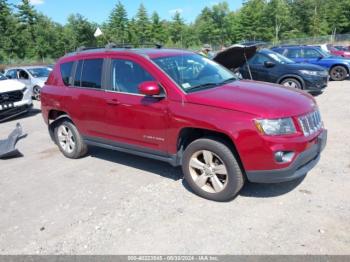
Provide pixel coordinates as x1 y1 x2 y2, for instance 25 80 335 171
329 45 350 58
41 46 327 201
271 45 350 81
0 72 33 122
4 66 52 100
213 45 328 92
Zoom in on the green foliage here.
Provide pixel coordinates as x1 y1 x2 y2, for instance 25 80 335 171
0 0 349 64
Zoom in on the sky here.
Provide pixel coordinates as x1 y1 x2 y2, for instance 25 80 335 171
8 0 243 25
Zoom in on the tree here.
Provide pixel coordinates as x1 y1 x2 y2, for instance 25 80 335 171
169 11 185 46
150 11 168 44
64 14 96 52
134 4 151 44
107 1 128 43
0 0 18 61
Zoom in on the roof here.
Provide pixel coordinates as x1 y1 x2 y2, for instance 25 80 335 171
64 48 194 60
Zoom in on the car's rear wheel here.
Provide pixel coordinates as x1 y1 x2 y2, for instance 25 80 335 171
182 138 244 202
54 119 88 159
33 86 41 101
281 78 302 89
330 66 348 81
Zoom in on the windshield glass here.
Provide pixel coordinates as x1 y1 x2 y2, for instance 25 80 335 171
0 73 7 80
28 67 51 78
266 51 294 64
152 54 237 92
315 48 331 57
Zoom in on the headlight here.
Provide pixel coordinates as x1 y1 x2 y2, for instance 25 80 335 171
299 70 319 76
255 118 296 136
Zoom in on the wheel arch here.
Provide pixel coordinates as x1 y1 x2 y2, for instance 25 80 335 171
47 110 74 142
330 64 349 74
176 127 245 172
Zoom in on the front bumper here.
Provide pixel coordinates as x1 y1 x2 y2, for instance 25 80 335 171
246 130 327 183
0 103 33 123
304 76 328 91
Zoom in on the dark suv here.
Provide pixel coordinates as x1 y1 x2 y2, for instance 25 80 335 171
240 49 328 91
271 45 350 81
41 46 327 201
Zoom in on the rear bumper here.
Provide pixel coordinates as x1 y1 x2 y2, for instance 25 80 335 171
0 103 33 123
246 130 327 183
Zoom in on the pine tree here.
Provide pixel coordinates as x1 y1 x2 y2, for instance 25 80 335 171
135 4 151 44
107 1 129 43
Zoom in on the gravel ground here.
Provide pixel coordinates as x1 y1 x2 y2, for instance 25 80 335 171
0 81 349 255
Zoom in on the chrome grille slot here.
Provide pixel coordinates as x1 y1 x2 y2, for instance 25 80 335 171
298 110 322 136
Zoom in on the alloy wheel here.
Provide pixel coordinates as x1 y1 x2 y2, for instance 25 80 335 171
189 150 228 193
33 86 41 100
57 125 76 154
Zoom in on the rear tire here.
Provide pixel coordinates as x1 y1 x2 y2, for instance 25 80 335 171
182 138 244 202
330 66 347 81
54 119 88 159
280 78 302 89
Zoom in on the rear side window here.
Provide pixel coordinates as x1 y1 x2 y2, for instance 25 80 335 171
60 62 74 86
287 48 302 58
74 59 103 89
6 70 18 79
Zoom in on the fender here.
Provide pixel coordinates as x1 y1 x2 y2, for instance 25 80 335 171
277 74 305 89
48 114 73 142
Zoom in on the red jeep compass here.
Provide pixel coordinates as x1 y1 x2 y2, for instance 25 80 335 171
41 46 327 201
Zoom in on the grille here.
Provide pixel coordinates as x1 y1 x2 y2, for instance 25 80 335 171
298 110 322 136
0 90 23 104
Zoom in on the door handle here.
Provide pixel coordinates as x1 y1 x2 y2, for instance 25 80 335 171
107 99 120 105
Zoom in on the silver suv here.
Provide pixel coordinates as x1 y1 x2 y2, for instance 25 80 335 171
4 66 52 100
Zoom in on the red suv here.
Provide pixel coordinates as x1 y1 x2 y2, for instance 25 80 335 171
41 46 327 201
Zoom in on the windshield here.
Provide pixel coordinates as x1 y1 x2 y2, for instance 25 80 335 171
315 48 331 58
266 51 294 64
152 54 237 92
28 67 51 78
0 73 7 81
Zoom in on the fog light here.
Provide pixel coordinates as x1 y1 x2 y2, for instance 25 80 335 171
275 151 295 163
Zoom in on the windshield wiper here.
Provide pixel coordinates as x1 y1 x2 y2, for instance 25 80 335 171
187 82 219 91
219 77 237 85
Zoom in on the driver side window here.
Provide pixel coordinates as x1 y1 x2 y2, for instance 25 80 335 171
18 70 29 80
249 54 271 65
110 59 155 94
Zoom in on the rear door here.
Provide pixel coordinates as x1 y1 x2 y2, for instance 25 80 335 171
66 58 110 137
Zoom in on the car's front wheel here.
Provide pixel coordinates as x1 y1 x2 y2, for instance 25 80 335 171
182 138 244 202
280 78 302 89
54 119 88 159
330 66 348 81
33 86 41 101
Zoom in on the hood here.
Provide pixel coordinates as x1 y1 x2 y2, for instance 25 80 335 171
0 79 26 93
213 45 257 70
186 80 316 118
285 62 326 71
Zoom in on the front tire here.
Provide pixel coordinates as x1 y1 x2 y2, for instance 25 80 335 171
182 138 244 202
33 86 41 101
54 119 88 159
330 66 347 81
280 78 302 89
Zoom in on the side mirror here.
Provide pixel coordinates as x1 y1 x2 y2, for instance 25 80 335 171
264 61 275 68
139 81 162 96
318 55 324 60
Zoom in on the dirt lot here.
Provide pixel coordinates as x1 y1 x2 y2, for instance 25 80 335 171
0 81 349 255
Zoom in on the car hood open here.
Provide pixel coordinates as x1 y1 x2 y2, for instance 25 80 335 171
186 80 316 118
213 45 257 70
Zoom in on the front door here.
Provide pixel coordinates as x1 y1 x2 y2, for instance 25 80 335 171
104 57 169 153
